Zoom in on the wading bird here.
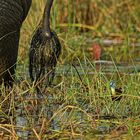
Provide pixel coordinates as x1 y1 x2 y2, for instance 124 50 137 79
29 0 61 91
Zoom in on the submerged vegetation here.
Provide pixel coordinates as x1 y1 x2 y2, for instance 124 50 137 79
0 0 140 139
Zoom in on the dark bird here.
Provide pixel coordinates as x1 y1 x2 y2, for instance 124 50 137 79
29 0 61 91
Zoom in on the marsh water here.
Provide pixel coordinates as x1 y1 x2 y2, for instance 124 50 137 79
14 58 140 139
1 36 140 139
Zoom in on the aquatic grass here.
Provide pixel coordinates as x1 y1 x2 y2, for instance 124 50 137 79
1 61 140 139
1 0 140 139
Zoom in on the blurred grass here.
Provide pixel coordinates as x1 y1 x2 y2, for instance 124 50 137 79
1 0 140 139
19 0 140 63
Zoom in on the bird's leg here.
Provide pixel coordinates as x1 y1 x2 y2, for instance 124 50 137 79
48 70 55 86
46 66 55 87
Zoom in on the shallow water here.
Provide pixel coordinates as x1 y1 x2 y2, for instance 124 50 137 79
2 60 140 139
55 61 140 76
13 92 135 139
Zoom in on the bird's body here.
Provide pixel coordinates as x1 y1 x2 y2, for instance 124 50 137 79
29 0 61 89
110 81 122 101
110 81 116 96
29 26 61 85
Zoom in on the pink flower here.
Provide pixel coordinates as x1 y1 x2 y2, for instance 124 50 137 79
91 43 101 60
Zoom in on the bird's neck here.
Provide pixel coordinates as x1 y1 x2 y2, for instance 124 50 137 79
42 0 54 37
